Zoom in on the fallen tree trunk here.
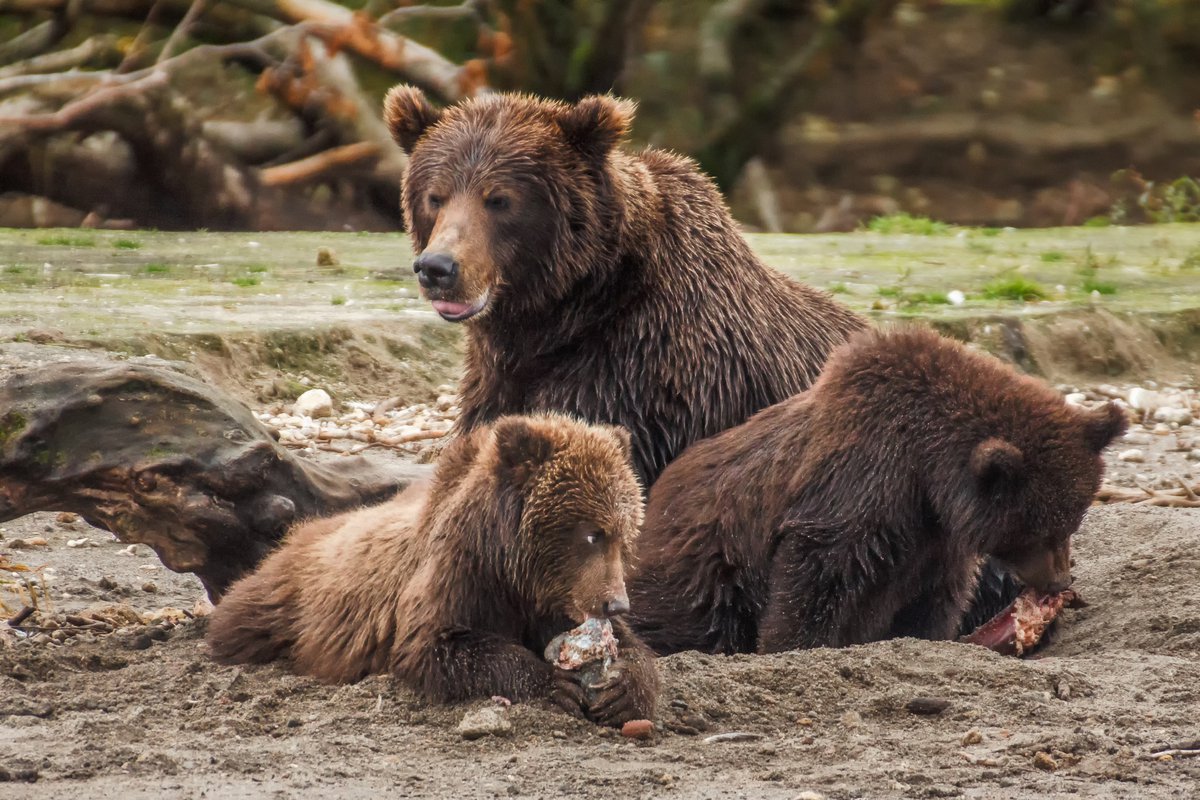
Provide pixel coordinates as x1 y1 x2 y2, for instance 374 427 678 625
0 361 411 598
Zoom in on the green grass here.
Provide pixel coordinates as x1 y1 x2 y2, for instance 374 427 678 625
144 263 171 274
904 291 951 305
37 234 95 247
827 282 848 294
864 213 950 235
982 277 1049 302
331 295 347 306
1083 216 1111 227
247 264 270 273
231 276 260 287
113 239 142 250
1040 251 1065 262
1082 276 1118 295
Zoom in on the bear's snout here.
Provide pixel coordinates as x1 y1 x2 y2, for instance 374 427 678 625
413 251 459 291
603 595 630 618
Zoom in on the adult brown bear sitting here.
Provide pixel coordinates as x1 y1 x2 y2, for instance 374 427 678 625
627 328 1127 655
383 85 864 486
207 414 657 727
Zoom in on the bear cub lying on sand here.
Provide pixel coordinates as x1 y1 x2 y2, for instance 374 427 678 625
207 414 658 727
630 327 1127 655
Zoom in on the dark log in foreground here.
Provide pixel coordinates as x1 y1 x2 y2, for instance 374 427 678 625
0 361 409 598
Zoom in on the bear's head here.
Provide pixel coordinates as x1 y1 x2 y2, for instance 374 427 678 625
959 399 1127 593
384 86 635 323
490 414 643 623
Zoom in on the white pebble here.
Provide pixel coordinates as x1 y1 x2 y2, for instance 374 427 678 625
293 389 333 419
1153 407 1193 426
1117 449 1145 463
1064 392 1087 406
1128 387 1159 412
947 290 965 305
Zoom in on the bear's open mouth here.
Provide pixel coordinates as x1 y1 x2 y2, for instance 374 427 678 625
430 290 489 322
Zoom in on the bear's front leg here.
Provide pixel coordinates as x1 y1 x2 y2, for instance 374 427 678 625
584 621 660 727
410 628 586 716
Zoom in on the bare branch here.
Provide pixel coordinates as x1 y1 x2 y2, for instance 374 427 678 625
220 0 486 100
259 141 380 186
157 0 208 64
0 35 123 82
377 0 485 28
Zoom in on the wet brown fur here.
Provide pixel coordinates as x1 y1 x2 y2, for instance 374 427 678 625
384 86 866 485
207 414 658 725
627 328 1128 655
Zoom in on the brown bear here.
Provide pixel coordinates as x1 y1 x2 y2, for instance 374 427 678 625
206 414 658 727
627 327 1127 655
382 86 865 486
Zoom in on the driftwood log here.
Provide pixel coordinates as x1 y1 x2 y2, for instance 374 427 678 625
0 361 411 598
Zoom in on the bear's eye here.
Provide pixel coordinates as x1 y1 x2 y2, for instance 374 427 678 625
427 194 444 210
585 530 605 546
484 195 510 212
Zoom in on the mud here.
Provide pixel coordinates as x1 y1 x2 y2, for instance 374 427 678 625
2 499 1198 799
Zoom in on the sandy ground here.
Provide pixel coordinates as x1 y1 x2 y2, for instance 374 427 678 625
1 494 1198 798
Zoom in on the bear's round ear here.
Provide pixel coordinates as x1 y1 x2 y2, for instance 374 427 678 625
383 85 444 154
557 95 635 163
493 417 557 489
970 437 1025 485
1081 402 1128 452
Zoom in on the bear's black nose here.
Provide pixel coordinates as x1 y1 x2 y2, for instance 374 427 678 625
603 597 630 617
413 252 459 290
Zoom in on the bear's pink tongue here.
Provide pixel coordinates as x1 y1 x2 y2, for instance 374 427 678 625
431 300 471 317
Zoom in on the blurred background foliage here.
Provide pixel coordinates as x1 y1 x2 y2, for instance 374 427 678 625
0 0 1197 231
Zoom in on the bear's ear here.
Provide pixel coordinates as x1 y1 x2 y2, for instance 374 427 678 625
383 85 444 154
493 417 557 489
1081 402 1128 452
970 437 1025 485
557 95 634 163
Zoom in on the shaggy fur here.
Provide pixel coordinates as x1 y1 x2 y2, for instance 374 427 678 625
628 327 1128 655
384 86 865 485
207 414 658 726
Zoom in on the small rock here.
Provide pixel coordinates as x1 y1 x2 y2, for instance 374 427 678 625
1064 392 1087 406
702 731 763 744
7 538 35 549
119 632 153 651
621 719 654 740
1154 407 1192 426
947 290 965 306
141 582 158 594
906 697 951 715
66 537 93 548
961 729 984 745
1188 449 1200 462
793 792 826 800
1032 751 1058 772
292 389 333 419
457 707 511 740
56 512 79 525
436 394 456 411
1128 388 1159 413
1117 449 1145 463
316 246 339 267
